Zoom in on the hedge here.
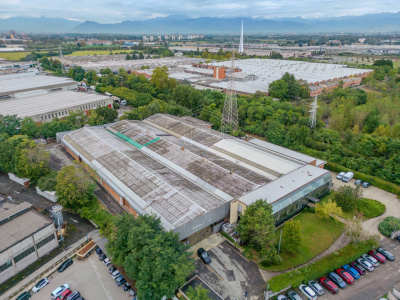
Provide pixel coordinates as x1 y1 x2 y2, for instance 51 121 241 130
268 238 378 292
356 198 386 219
378 217 400 237
325 161 400 196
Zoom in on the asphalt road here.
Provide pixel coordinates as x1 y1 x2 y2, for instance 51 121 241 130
26 255 130 300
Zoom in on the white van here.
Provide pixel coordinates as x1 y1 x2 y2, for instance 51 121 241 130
342 172 354 182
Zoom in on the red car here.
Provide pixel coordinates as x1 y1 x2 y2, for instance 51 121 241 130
57 289 71 300
369 250 386 264
336 268 355 285
319 277 339 294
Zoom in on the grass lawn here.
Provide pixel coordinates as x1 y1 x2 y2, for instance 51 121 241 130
264 211 344 271
393 60 400 67
0 51 31 60
67 50 134 56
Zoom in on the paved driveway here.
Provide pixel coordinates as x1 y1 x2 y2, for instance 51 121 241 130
26 255 130 300
193 241 265 300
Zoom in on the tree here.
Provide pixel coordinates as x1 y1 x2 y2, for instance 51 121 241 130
37 170 58 191
268 79 288 99
282 73 300 100
333 186 363 212
106 214 195 299
55 162 97 210
186 286 211 300
15 140 50 184
281 219 301 254
125 54 131 60
315 199 343 220
20 117 40 137
138 52 144 59
0 135 29 173
373 59 393 68
236 199 281 265
88 106 118 125
84 70 98 84
151 66 176 90
0 114 21 135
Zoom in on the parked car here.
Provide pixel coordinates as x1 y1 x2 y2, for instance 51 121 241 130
112 270 121 279
277 296 288 300
57 289 71 300
103 257 111 266
95 247 102 255
123 282 131 291
76 298 85 300
308 280 324 296
342 171 354 182
369 250 387 264
328 272 346 289
350 262 366 275
336 268 355 284
298 284 317 300
98 253 106 261
197 247 212 264
343 264 360 279
362 254 379 267
336 172 346 180
355 179 363 185
356 258 374 271
16 291 31 300
286 290 302 300
362 182 371 188
32 278 50 293
129 288 137 296
377 247 395 261
51 284 70 299
66 291 81 300
58 259 73 272
116 275 126 286
319 277 339 294
109 265 117 273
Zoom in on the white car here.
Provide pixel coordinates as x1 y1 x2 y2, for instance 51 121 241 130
51 284 70 299
336 172 346 180
362 254 379 267
357 257 374 271
112 270 121 279
32 278 49 293
298 284 317 300
103 257 111 266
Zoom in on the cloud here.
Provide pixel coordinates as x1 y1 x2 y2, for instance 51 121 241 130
0 0 398 22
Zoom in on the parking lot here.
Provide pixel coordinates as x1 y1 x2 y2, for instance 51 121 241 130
193 241 266 300
26 254 131 300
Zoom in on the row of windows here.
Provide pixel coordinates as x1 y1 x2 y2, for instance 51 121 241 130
36 234 55 249
40 101 108 121
0 260 12 273
14 246 35 263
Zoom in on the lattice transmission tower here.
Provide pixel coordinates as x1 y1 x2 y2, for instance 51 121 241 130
309 95 319 128
221 49 239 134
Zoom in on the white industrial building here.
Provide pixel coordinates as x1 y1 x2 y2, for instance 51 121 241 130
0 91 114 122
0 202 58 285
0 74 77 99
62 114 331 244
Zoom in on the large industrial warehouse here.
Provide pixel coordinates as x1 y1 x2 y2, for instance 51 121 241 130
0 74 77 99
0 202 58 285
0 91 113 122
61 114 331 244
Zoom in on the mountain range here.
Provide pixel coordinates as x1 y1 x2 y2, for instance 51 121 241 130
1 12 400 34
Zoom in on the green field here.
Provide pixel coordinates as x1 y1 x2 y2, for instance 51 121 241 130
264 211 344 271
393 60 400 67
67 50 133 56
0 52 31 61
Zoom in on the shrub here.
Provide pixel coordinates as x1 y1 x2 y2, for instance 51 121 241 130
356 198 386 218
325 162 400 196
37 170 58 191
378 217 400 237
268 238 378 292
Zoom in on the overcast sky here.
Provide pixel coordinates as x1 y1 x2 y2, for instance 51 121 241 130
0 0 399 23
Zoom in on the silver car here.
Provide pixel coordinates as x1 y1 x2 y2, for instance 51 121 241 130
308 280 324 296
357 257 374 271
362 254 379 267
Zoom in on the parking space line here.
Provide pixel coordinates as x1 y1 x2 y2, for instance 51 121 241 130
89 257 114 300
205 264 224 281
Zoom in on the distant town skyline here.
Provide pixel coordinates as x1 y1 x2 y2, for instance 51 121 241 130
0 0 399 23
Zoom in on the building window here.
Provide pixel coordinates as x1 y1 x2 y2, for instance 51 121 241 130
36 234 55 249
0 260 12 273
238 204 242 213
52 114 54 118
13 246 35 263
48 115 50 119
62 112 64 115
41 116 43 120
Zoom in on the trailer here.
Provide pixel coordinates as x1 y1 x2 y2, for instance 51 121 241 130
77 239 97 260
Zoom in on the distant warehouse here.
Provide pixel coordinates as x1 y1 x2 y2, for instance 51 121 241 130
0 75 77 99
0 91 113 122
61 114 332 244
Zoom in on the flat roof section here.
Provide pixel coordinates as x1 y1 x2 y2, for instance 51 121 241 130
0 91 111 119
0 203 53 253
0 75 76 96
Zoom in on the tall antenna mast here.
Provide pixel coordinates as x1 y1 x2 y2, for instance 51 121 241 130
239 20 244 54
221 47 239 133
309 95 318 128
59 45 66 74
